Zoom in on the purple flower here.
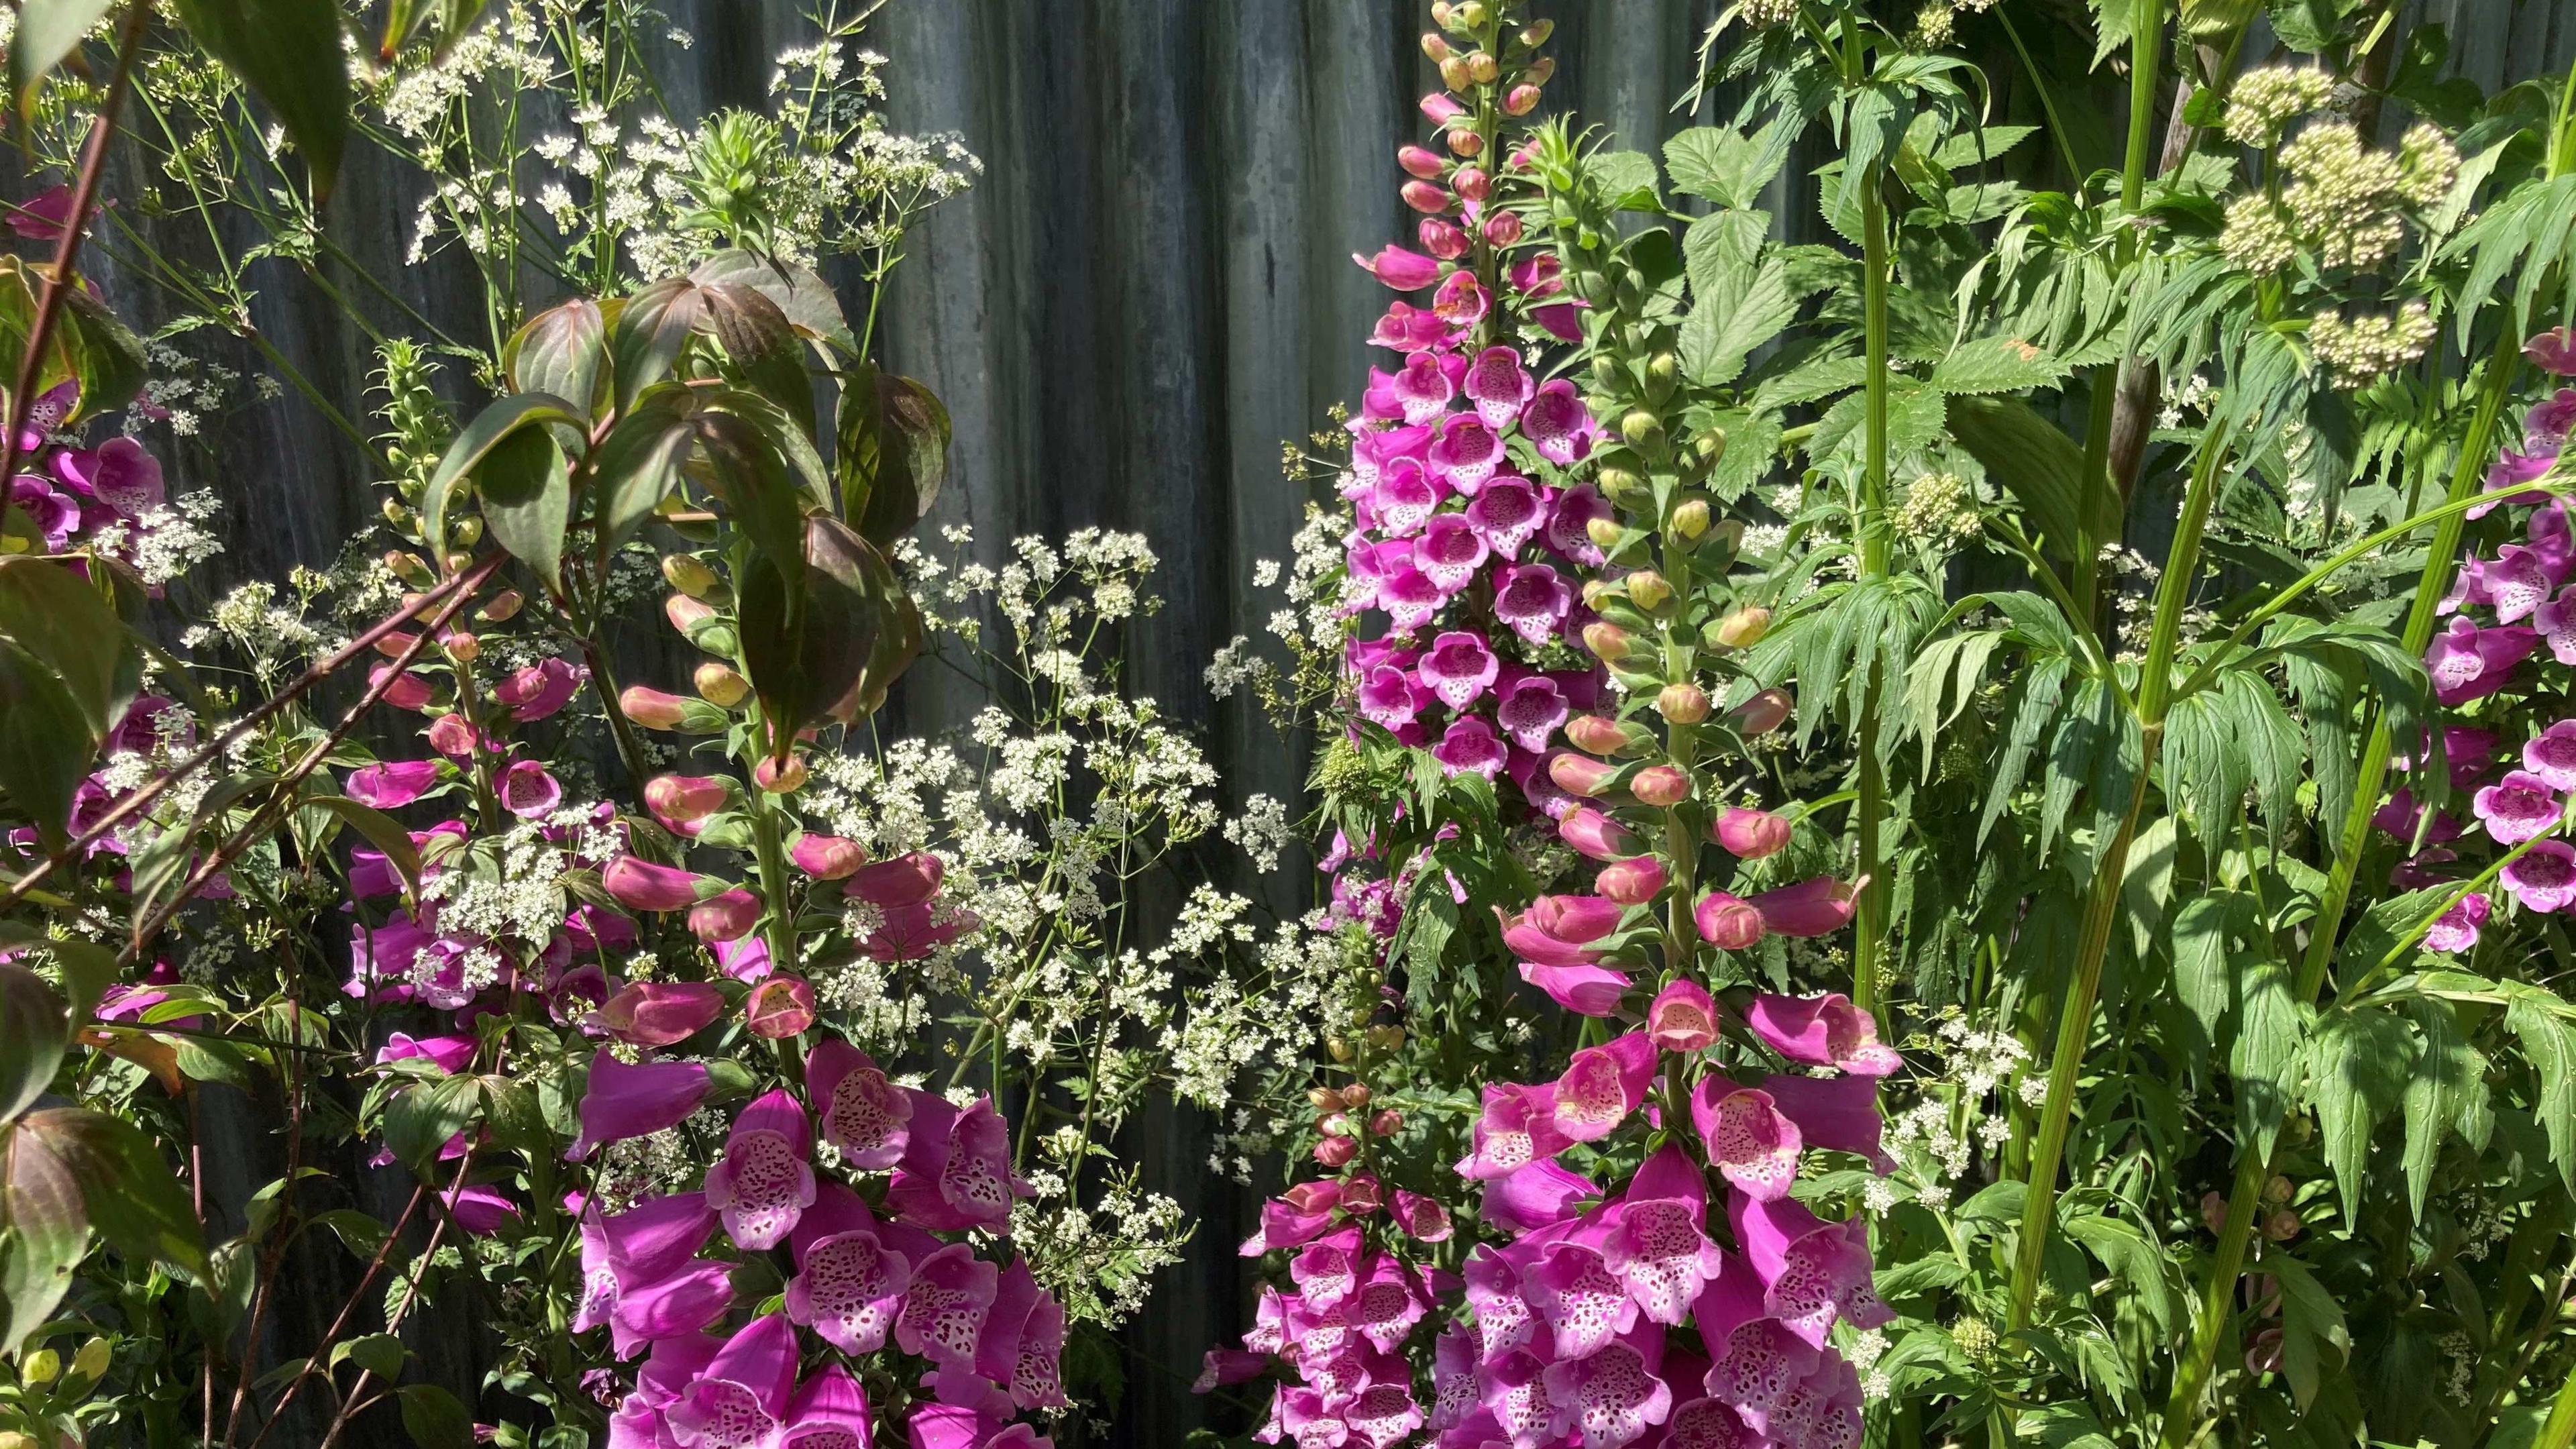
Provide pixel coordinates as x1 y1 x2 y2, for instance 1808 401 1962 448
1764 1072 1892 1173
1748 877 1859 938
885 1094 1028 1233
1493 675 1570 753
1347 1253 1428 1352
496 656 585 722
1726 1194 1891 1347
1369 456 1444 535
2527 720 2576 790
2506 841 2576 913
1354 244 1441 291
1357 663 1431 733
1516 960 1633 1017
1464 345 1535 427
1546 484 1609 567
1429 414 1504 494
1457 1083 1572 1181
1692 1264 1821 1421
1390 352 1458 423
1600 1146 1727 1325
2473 768 2563 844
52 437 164 518
702 1089 818 1250
2487 543 2564 623
1433 715 1509 780
807 1039 912 1169
1493 564 1572 645
570 1055 711 1161
1466 476 1544 556
1540 1324 1672 1448
784 1183 912 1356
1525 1238 1639 1358
1549 1031 1656 1142
345 759 441 809
895 1242 999 1366
1521 380 1599 466
1419 631 1500 708
500 759 563 818
2425 893 2491 953
780 1364 871 1449
2528 327 2576 375
1414 514 1491 594
1693 1082 1801 1203
2472 447 2557 520
1743 993 1900 1076
1481 1160 1599 1235
1377 566 1445 632
665 1313 798 1448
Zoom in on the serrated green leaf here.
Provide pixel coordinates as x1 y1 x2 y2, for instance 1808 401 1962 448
2401 997 2490 1220
2308 1005 2416 1211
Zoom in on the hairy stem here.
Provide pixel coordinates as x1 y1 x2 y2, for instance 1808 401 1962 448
1851 164 1892 1011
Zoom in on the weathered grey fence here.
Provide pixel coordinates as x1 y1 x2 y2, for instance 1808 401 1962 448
68 0 2576 1442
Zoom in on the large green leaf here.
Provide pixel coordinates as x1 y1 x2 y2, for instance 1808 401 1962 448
1664 120 1795 209
0 640 98 848
503 298 606 419
691 250 854 356
417 392 583 568
836 365 949 546
1945 394 2119 561
699 282 812 436
608 276 709 411
168 0 350 199
690 407 808 588
2400 997 2490 1220
2307 1005 2416 1211
0 555 129 738
0 1114 84 1355
590 393 696 565
382 1073 484 1175
738 515 892 755
0 963 67 1124
15 1108 201 1273
473 423 570 594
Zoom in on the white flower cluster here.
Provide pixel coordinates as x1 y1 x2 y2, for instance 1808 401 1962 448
2309 301 2435 388
2220 67 2335 149
1007 1167 1188 1330
2279 121 2457 270
93 492 225 588
1894 470 1981 546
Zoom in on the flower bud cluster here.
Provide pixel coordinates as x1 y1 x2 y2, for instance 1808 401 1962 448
2308 301 2435 388
2220 66 2334 149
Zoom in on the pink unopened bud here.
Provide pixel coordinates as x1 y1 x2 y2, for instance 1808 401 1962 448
1418 217 1470 259
1558 806 1643 862
1419 93 1465 124
1313 1135 1358 1168
1452 166 1490 203
1647 979 1719 1052
1525 894 1624 944
1596 855 1667 906
1401 179 1452 214
645 773 732 826
665 593 716 634
846 851 945 909
426 712 476 759
1549 752 1618 797
595 981 724 1048
1482 209 1524 246
1656 682 1711 724
1504 83 1542 116
369 663 435 712
2200 1191 2229 1236
1630 765 1691 807
1582 621 1633 663
1748 876 1858 937
1713 807 1790 859
745 975 816 1039
1397 144 1446 179
789 834 867 879
688 887 761 943
1566 714 1648 757
1695 891 1765 950
620 686 694 731
754 754 808 793
1733 687 1792 737
602 855 709 912
1368 1109 1403 1137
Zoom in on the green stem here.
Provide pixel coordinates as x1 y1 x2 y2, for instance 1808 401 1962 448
2009 420 2234 1330
2530 1309 2576 1449
2155 329 2522 1446
1852 163 1892 1012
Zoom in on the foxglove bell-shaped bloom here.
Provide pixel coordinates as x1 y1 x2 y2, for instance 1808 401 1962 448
1560 806 1642 861
2530 326 2576 374
1477 1349 1557 1449
1743 993 1900 1076
1434 269 1489 331
666 1313 798 1449
1517 959 1632 1017
497 656 585 721
2474 769 2563 843
886 1094 1028 1232
572 1055 712 1161
1372 457 1445 535
1526 1239 1639 1359
1763 1072 1892 1173
54 437 164 517
1458 1082 1572 1179
1521 380 1599 466
1726 1194 1890 1346
1434 716 1510 780
702 1089 818 1250
1551 1031 1656 1142
493 759 560 818
1241 1180 1342 1254
1415 514 1491 593
780 1364 872 1449
1493 675 1570 753
1393 1189 1454 1244
1358 663 1432 733
1546 483 1609 566
1419 631 1499 708
1483 1160 1598 1234
1430 415 1504 494
846 851 945 908
1391 352 1459 423
807 1040 912 1169
1748 876 1858 937
1462 1245 1538 1360
1493 562 1572 645
2426 892 2490 953
1661 1396 1763 1449
1695 891 1765 950
1354 244 1441 291
1467 477 1544 556
1603 1146 1728 1324
595 981 725 1047
2527 720 2576 790
1464 345 1536 427
1596 855 1666 906
786 1185 911 1356
790 834 867 879
2505 839 2576 912
2428 614 2540 704
896 1242 1000 1366
604 855 712 912
1711 808 1790 859
346 759 441 810
1692 1081 1801 1203
1648 979 1719 1052
1692 1263 1821 1420
1348 1253 1429 1351
1290 1225 1364 1310
1540 1324 1672 1449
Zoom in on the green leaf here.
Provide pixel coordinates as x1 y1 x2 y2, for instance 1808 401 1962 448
472 423 570 593
11 0 114 123
2235 953 2304 1158
0 963 67 1124
502 299 606 419
303 794 423 898
690 250 854 356
168 0 351 199
383 1074 484 1176
16 1108 201 1274
699 282 812 437
836 366 950 546
0 1114 85 1355
0 640 97 849
1583 149 1660 211
2171 890 2258 1042
418 392 584 568
335 1332 409 1379
58 284 149 420
1927 333 2065 396
607 276 708 411
1902 630 2005 781
591 396 695 564
1680 248 1797 389
1945 394 2115 560
2307 1005 2416 1211
400 1383 476 1449
1664 120 1795 209
2401 997 2490 1220
0 554 131 738
2267 1256 2350 1410
2503 984 2576 1191
737 515 900 753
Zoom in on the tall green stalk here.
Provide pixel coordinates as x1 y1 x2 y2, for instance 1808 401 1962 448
2007 421 2233 1328
1851 165 1892 1012
2540 1362 2576 1449
2153 331 2524 1442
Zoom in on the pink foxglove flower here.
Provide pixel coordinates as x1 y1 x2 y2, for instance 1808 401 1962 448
2473 768 2563 843
1467 477 1544 556
1429 415 1503 493
1692 1081 1801 1203
1358 663 1432 733
1546 482 1609 566
1743 993 1901 1077
496 655 584 721
53 436 164 517
1393 1189 1453 1243
780 1364 871 1449
1390 352 1459 423
2526 720 2576 790
604 855 713 912
1371 456 1445 535
1434 269 1490 333
1483 1160 1598 1234
2425 893 2490 953
1596 854 1667 906
896 1242 1001 1366
1748 876 1858 937
1521 379 1599 466
1348 1253 1429 1351
702 1089 818 1250
1290 1225 1364 1309
665 1313 798 1449
1458 1082 1572 1179
1462 1246 1538 1360
2427 615 2540 704
807 1039 912 1169
571 1055 712 1161
1354 243 1441 290
2529 326 2576 374
784 1184 912 1356
1764 1072 1893 1173
1415 513 1491 593
886 1094 1027 1232
498 758 563 818
1648 979 1719 1052
846 850 945 908
1727 1193 1891 1346
1419 631 1500 708
1692 1264 1821 1420
1493 674 1570 753
1433 715 1510 779
1464 345 1536 427
1550 1031 1656 1142
1695 891 1765 950
790 834 867 879
1476 1348 1557 1448
1526 1238 1640 1358
345 759 440 809
1603 1146 1729 1324
689 887 763 944
1517 959 1633 1017
1493 562 1572 644
1541 1324 1673 1449
2504 840 2576 912
594 981 725 1047
1661 1395 1764 1449
1711 807 1790 859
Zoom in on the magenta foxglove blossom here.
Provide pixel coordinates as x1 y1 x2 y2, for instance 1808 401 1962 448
496 655 586 721
1354 243 1441 290
703 1089 819 1250
1419 631 1500 708
1349 1253 1430 1351
500 759 564 818
1695 891 1766 950
784 1184 912 1356
1546 483 1609 566
605 855 714 912
1429 415 1503 493
1693 1081 1801 1203
1493 563 1572 645
52 435 164 517
2529 326 2576 374
1433 715 1509 779
1459 1082 1574 1179
1648 979 1719 1052
2426 893 2491 953
1595 855 1668 906
1711 807 1791 859
346 759 441 809
1539 1323 1672 1448
572 1055 712 1161
594 981 727 1047
1393 1189 1453 1243
1603 1147 1729 1324
1726 1193 1891 1347
2526 720 2576 789
1501 901 1609 967
1464 345 1536 426
1516 959 1633 1016
663 1313 799 1449
1467 477 1544 555
1291 1224 1364 1310
2473 769 2563 843
846 851 945 908
780 1364 872 1449
894 1242 1000 1366
885 1094 1027 1232
375 1029 476 1073
807 1040 913 1169
1559 806 1642 861
2504 839 2576 912
1527 1236 1642 1358
2427 614 2541 704
1743 993 1901 1077
1482 1159 1599 1234
1763 1073 1893 1173
1241 1180 1343 1254
1493 674 1569 753
1521 379 1599 466
1747 876 1858 937
1372 457 1445 535
1415 514 1492 593
1550 1031 1657 1142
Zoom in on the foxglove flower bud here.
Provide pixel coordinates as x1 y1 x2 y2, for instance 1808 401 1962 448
1464 51 1498 85
1695 890 1765 949
1314 1136 1358 1167
1733 686 1792 736
1657 682 1711 723
1713 806 1790 859
1625 570 1672 611
1714 606 1772 649
604 855 710 912
694 661 749 706
745 975 816 1039
1452 166 1490 203
1597 855 1667 905
1549 752 1618 797
1419 217 1470 258
621 686 695 730
789 834 867 879
1398 143 1445 178
1401 180 1452 214
1630 764 1691 806
1503 83 1542 115
688 888 761 943
646 773 732 824
1582 621 1633 663
662 553 719 597
1483 209 1523 245
478 588 523 623
666 592 716 634
754 754 808 793
427 712 476 759
1566 714 1650 757
1671 498 1709 539
1560 806 1642 861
